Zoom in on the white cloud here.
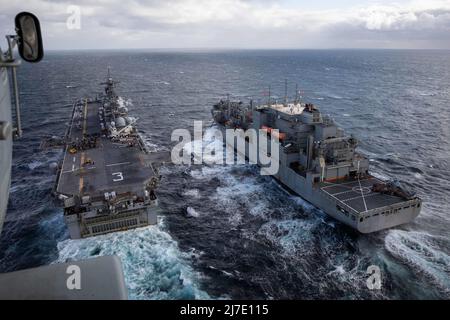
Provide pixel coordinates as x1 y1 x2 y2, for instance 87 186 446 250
1 0 450 49
355 3 450 31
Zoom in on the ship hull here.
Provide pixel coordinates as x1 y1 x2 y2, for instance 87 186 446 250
217 126 421 233
64 201 158 239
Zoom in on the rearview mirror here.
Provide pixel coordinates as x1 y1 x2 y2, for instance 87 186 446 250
15 12 43 63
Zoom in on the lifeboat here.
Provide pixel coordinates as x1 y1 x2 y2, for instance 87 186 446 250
261 125 286 141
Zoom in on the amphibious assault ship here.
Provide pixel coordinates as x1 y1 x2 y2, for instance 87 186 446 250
53 70 165 239
212 96 422 233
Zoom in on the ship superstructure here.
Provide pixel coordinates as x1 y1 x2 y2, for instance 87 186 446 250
55 70 165 239
212 97 422 233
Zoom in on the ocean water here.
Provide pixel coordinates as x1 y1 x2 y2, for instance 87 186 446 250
0 49 449 299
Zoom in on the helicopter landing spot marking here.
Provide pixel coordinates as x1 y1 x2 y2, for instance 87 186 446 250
351 186 371 195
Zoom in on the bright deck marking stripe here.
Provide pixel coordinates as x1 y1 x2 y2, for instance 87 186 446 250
79 152 85 193
106 162 131 167
330 189 357 196
79 100 87 193
82 99 88 136
321 177 382 188
342 192 378 203
356 161 368 212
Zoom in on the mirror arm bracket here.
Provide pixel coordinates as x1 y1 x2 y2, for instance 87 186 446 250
0 35 19 63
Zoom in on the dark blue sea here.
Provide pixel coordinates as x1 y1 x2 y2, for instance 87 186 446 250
1 49 449 299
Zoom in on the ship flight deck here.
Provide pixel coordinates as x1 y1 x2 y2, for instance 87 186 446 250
320 177 410 214
56 99 157 199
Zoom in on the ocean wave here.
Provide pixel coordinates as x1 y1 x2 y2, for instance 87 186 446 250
182 188 201 199
385 230 450 296
257 219 317 253
326 94 344 100
186 206 200 218
155 81 170 85
406 88 437 97
190 166 230 180
9 176 54 195
27 160 44 170
209 172 264 226
54 220 210 300
143 138 168 152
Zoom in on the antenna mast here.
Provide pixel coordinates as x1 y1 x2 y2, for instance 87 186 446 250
284 79 288 106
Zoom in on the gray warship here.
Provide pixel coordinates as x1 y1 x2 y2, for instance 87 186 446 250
53 69 166 239
212 95 422 233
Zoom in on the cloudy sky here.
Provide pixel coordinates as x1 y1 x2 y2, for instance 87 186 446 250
1 0 450 50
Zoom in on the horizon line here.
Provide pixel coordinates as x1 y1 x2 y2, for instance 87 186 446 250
44 47 450 52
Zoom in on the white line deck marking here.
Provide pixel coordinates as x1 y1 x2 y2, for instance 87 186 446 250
72 164 75 171
106 162 131 167
342 192 378 203
321 185 370 213
322 189 344 203
357 161 369 212
330 189 357 197
321 177 381 189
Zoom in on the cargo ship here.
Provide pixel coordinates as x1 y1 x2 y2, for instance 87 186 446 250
212 97 422 233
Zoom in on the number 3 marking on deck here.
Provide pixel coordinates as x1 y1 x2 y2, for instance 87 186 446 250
112 172 123 182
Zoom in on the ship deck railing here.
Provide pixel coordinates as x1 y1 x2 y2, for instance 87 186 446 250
358 198 420 219
81 207 145 225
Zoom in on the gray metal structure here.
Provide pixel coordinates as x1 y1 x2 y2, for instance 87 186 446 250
0 256 128 300
54 70 166 239
0 12 128 299
212 97 422 233
0 64 13 237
